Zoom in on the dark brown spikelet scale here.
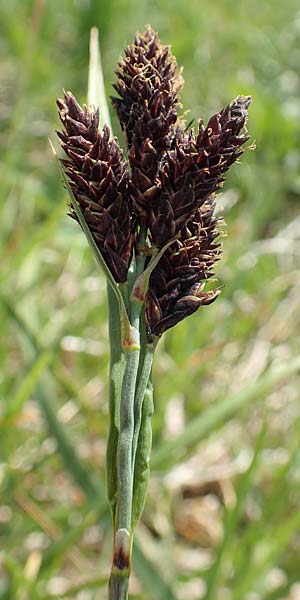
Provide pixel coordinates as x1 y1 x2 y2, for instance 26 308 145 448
56 91 133 283
112 26 184 215
148 96 251 248
145 198 222 339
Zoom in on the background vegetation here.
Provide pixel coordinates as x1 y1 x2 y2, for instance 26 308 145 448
1 1 300 598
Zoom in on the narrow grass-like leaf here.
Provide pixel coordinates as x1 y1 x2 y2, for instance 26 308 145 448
1 295 102 504
232 507 300 598
2 555 28 596
47 575 108 598
40 508 105 576
0 203 65 280
88 27 112 130
133 537 178 600
204 424 266 599
230 438 300 580
152 357 300 469
4 352 51 420
37 378 102 503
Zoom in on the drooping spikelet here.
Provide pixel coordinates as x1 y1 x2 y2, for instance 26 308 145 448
145 198 222 339
56 92 133 283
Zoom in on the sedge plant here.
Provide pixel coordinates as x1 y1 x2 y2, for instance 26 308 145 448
52 25 251 600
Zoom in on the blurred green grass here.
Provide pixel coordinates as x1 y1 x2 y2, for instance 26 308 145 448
1 1 300 598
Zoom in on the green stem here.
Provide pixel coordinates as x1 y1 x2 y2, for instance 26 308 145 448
106 281 124 521
108 569 129 600
117 333 140 532
130 309 156 529
109 238 147 595
132 343 154 467
132 376 154 529
109 316 140 596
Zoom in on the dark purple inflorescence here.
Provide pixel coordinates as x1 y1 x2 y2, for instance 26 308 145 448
147 96 250 248
146 198 222 337
56 92 133 283
56 26 251 339
111 25 184 217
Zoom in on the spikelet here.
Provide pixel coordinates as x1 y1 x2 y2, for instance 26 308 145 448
57 92 133 283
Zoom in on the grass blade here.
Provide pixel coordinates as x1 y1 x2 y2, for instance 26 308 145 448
1 295 102 504
88 27 112 129
133 537 177 600
204 425 266 599
152 357 300 470
47 574 108 598
4 352 51 420
232 507 300 598
39 508 103 576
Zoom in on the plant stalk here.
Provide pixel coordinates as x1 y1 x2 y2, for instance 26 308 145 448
132 343 154 465
108 568 129 600
106 281 124 521
108 319 140 596
87 31 156 597
108 230 150 597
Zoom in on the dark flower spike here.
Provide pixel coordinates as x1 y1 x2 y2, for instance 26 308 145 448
112 25 183 148
145 198 223 339
112 26 184 215
56 31 252 337
148 95 251 247
56 91 133 283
